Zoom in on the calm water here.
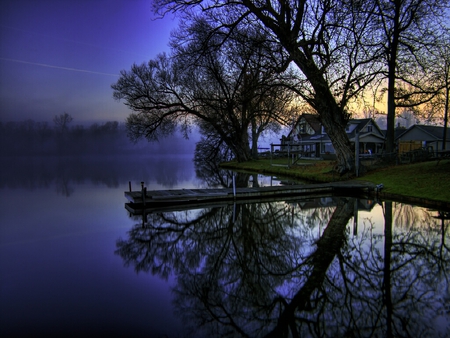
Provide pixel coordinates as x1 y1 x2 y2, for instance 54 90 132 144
1 155 449 337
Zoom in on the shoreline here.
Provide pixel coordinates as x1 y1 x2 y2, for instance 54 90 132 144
220 159 450 210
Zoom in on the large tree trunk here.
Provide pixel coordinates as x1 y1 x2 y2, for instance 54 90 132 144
226 128 252 162
443 69 449 150
319 103 355 175
385 48 398 155
385 3 401 155
289 47 355 174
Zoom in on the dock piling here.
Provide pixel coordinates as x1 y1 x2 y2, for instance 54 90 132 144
142 186 147 207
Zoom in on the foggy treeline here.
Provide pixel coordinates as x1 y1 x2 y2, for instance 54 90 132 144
0 119 196 157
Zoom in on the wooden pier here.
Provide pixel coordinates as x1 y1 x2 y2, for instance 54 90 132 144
124 181 377 215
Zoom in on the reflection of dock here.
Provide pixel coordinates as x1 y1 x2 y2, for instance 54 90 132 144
124 181 376 214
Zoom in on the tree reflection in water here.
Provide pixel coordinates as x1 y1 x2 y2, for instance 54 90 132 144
116 195 450 337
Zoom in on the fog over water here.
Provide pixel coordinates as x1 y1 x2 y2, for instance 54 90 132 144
0 120 200 157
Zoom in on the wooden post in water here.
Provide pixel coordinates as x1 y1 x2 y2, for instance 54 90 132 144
128 181 132 192
142 187 147 207
141 182 146 207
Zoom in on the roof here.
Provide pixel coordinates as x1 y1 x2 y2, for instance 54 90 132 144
301 114 322 134
396 124 449 141
346 118 372 139
288 113 321 137
287 116 385 143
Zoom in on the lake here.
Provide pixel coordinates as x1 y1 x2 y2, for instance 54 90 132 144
1 155 449 337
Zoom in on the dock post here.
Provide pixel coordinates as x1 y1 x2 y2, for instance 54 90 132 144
129 181 132 192
141 182 146 206
142 187 147 207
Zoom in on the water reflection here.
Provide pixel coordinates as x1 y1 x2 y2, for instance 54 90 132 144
0 155 199 195
117 198 450 337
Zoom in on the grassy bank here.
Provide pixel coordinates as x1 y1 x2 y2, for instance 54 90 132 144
220 158 450 204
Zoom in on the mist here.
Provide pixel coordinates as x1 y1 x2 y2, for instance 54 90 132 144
0 119 200 157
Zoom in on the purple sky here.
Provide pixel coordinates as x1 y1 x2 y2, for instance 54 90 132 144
0 0 178 124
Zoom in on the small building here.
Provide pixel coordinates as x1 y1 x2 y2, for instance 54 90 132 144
282 114 385 159
396 125 450 154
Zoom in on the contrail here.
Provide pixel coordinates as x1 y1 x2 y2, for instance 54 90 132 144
0 24 151 59
0 57 120 77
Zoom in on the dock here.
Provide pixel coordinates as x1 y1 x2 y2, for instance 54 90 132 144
124 181 377 214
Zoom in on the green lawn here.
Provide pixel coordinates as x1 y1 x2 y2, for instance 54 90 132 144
221 158 450 203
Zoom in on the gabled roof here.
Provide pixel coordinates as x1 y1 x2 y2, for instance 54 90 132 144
346 118 371 138
346 118 385 141
301 114 322 134
396 124 448 141
288 113 321 137
288 116 385 142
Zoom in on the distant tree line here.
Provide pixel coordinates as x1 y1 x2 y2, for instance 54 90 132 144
0 113 195 156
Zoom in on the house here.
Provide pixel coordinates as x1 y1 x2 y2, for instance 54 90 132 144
282 114 385 159
396 124 450 154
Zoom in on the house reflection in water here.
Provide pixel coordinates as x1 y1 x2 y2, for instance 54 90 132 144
117 196 449 337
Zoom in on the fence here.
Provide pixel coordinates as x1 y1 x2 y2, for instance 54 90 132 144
398 141 422 154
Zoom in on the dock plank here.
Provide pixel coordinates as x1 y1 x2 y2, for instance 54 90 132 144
125 181 376 206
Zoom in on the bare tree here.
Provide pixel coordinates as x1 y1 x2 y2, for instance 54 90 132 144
52 112 73 133
112 17 295 162
421 33 450 149
154 0 385 173
373 0 450 153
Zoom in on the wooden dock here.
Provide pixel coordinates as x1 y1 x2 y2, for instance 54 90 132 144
124 181 377 214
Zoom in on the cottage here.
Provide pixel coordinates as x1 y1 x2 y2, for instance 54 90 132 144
396 124 449 154
282 114 385 159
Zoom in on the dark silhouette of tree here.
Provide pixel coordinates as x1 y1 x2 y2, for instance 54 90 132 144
372 0 450 153
112 17 297 162
153 0 388 173
53 112 73 132
419 35 450 149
